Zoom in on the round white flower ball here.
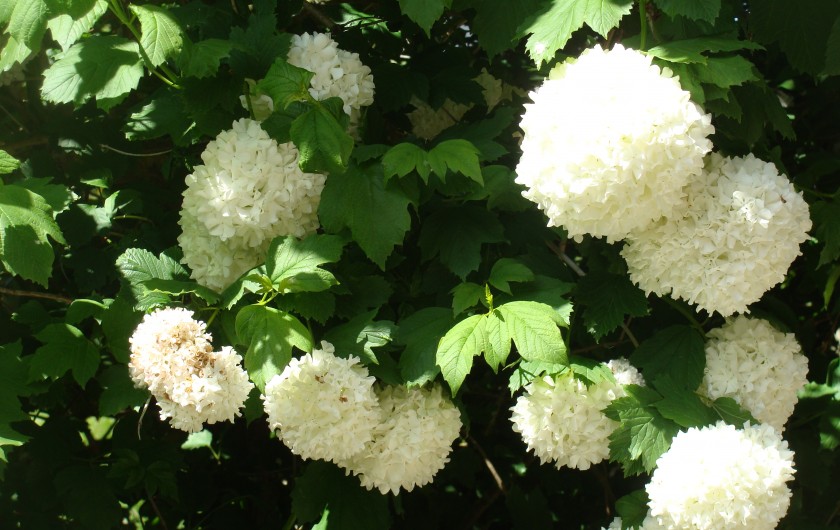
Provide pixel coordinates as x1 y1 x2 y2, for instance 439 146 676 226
287 32 375 116
604 517 665 530
515 44 714 242
510 370 624 470
702 316 808 431
262 341 380 464
129 308 254 433
342 384 462 495
646 421 795 530
622 153 812 316
607 357 646 387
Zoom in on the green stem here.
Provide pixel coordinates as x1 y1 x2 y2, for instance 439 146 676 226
280 514 296 530
639 0 648 51
662 297 705 335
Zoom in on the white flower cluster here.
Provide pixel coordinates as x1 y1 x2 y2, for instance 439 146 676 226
178 118 326 291
128 307 253 433
607 357 646 387
240 79 275 121
603 517 664 530
701 316 808 431
262 341 380 463
622 154 812 316
343 384 463 494
510 370 624 470
515 44 714 242
646 422 795 530
262 343 462 494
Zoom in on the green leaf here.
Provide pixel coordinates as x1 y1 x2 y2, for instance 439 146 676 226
0 34 31 73
292 461 391 530
98 364 148 417
0 184 65 286
708 396 757 426
319 164 413 268
568 356 615 387
652 0 721 23
124 92 192 142
427 139 483 184
15 178 72 214
144 278 219 304
484 309 512 371
324 310 396 365
54 466 123 530
257 58 314 109
488 258 534 295
6 0 49 51
461 0 542 57
826 17 840 75
583 0 634 36
41 36 143 106
395 307 453 386
496 301 568 364
0 342 30 426
30 323 100 386
689 56 758 88
45 0 97 18
812 201 840 267
115 248 188 310
574 271 648 340
631 325 706 391
129 4 185 68
437 314 488 395
177 38 232 79
646 37 764 64
605 392 681 474
397 0 452 36
651 375 717 428
382 142 429 182
281 291 336 323
291 102 354 174
0 150 20 175
46 0 108 52
181 430 213 450
418 204 505 279
236 305 312 391
264 234 344 293
615 490 650 530
512 275 575 325
452 282 485 316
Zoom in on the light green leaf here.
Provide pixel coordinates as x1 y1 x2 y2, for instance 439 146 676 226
427 139 483 184
646 37 764 64
575 271 648 340
181 430 213 450
177 38 232 79
604 390 680 474
484 310 512 372
651 375 717 428
290 101 354 174
488 258 534 294
0 184 65 286
257 58 314 109
115 248 188 310
264 234 344 293
583 0 633 36
382 142 429 183
235 305 313 391
144 278 220 304
41 36 143 106
395 307 452 386
452 282 485 316
652 0 721 23
496 301 568 364
0 35 32 73
15 178 72 214
46 0 107 52
631 325 706 391
319 164 412 268
324 310 396 365
0 150 20 175
689 56 758 88
129 4 185 67
397 0 452 36
30 323 100 386
6 0 49 50
437 314 488 395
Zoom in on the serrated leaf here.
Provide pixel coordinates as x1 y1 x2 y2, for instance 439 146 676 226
395 307 452 386
41 36 143 106
651 375 717 428
124 91 191 142
568 356 614 387
98 364 148 417
575 271 648 340
689 55 758 88
418 204 505 279
264 234 344 294
615 490 650 530
0 150 20 175
319 164 412 268
129 4 185 68
54 466 123 530
235 305 312 391
812 201 840 267
257 58 314 109
605 394 680 473
0 184 65 286
496 301 568 364
397 0 451 36
324 310 395 365
652 0 721 23
427 139 483 184
281 291 336 324
15 178 72 214
0 34 31 73
6 0 49 51
452 282 485 316
437 314 488 395
461 0 542 57
484 310 512 371
631 325 706 391
177 38 232 79
583 0 633 36
646 37 764 64
30 323 100 386
291 102 354 174
488 259 534 294
181 429 212 450
46 0 108 52
382 142 429 183
115 248 188 310
144 279 220 304
708 396 757 426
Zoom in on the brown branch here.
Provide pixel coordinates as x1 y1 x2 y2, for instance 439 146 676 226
302 3 336 29
467 434 505 494
0 286 73 304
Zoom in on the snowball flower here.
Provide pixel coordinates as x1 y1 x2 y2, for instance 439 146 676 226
646 422 795 530
342 384 462 494
622 153 812 316
240 78 274 121
129 308 253 433
178 118 326 291
607 357 646 387
604 517 665 530
701 316 808 431
262 341 380 463
515 44 714 242
510 370 624 470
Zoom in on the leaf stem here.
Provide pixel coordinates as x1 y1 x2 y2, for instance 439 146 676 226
639 0 648 51
661 297 706 335
0 286 73 304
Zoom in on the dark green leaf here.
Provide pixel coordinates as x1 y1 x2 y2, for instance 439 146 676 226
652 0 721 23
382 142 429 182
646 37 764 64
324 310 396 365
575 271 648 340
651 375 717 428
615 490 650 529
177 38 232 78
54 466 122 530
812 201 840 267
291 102 354 174
708 396 757 426
605 394 680 474
396 307 453 386
124 92 192 142
264 234 344 293
689 56 758 88
427 139 483 183
30 323 100 386
98 364 148 416
460 0 541 57
631 325 706 391
398 0 452 36
826 17 840 75
144 278 219 304
257 58 314 109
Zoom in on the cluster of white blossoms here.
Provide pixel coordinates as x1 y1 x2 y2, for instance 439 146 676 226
701 316 808 431
178 118 326 291
603 517 664 530
646 422 795 530
128 307 253 433
607 357 646 387
262 341 380 463
262 343 462 494
240 79 275 122
510 370 625 470
515 44 714 243
408 97 473 141
622 153 812 316
343 385 463 494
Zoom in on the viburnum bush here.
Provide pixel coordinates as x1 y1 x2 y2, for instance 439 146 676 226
1 0 840 529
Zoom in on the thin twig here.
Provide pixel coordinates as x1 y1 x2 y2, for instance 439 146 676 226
0 286 73 304
146 488 170 530
302 3 336 29
100 144 172 157
467 434 505 494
